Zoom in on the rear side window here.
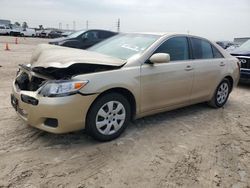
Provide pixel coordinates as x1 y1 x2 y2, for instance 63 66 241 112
190 38 214 59
154 37 190 61
212 45 224 58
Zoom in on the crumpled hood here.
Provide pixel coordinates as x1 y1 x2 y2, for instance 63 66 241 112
30 44 126 68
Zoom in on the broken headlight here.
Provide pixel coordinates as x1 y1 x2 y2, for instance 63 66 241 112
39 80 88 97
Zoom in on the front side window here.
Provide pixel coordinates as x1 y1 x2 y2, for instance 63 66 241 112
154 37 190 61
82 31 99 40
191 38 214 59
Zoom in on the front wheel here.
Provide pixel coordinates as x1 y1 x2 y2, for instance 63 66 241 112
86 93 131 141
208 78 231 108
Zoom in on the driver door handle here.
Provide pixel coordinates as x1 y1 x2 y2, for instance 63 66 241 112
185 65 193 71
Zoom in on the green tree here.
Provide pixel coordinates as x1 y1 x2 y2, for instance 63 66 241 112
14 22 20 26
22 22 28 29
39 25 44 30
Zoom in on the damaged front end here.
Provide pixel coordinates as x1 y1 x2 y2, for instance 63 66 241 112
15 44 126 94
11 44 126 133
15 63 120 94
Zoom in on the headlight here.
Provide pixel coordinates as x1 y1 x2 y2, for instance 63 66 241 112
39 80 88 97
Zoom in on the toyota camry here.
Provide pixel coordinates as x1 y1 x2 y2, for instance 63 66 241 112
11 33 240 141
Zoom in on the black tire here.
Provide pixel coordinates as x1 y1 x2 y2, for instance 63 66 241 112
86 93 131 141
208 78 231 108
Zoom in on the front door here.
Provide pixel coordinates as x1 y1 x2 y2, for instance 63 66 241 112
140 36 194 113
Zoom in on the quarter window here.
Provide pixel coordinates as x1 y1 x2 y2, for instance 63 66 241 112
212 45 224 58
154 37 190 61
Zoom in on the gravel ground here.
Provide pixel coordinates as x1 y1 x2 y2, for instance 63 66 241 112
0 36 249 188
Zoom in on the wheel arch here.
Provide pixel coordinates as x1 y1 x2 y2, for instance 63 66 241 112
87 87 137 121
224 75 234 92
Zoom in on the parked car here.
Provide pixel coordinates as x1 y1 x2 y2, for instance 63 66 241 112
20 28 36 37
40 30 51 38
61 31 73 37
48 29 117 49
35 30 43 37
0 25 11 35
216 41 235 49
48 30 63 38
9 27 21 36
231 39 250 82
11 33 239 141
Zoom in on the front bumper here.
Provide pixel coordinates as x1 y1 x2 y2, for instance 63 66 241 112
11 82 98 133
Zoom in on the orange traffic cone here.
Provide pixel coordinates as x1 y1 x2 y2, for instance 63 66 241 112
15 38 18 44
5 43 10 51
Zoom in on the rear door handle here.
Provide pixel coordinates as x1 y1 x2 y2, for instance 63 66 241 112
220 62 226 66
185 65 193 71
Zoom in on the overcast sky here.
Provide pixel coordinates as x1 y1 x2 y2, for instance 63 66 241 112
0 0 249 40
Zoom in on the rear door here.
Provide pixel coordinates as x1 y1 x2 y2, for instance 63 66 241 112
189 37 225 101
140 36 195 113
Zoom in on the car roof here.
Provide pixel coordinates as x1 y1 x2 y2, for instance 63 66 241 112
124 32 207 39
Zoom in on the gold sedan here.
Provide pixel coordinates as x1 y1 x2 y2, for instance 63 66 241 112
11 33 240 141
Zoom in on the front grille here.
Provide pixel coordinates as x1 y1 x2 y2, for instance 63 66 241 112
237 57 250 69
15 72 46 91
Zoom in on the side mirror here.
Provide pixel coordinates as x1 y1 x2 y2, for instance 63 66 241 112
149 53 170 64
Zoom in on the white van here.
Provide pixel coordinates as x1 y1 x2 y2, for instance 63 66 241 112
0 25 11 35
20 28 36 37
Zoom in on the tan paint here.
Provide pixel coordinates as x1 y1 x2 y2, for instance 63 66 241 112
11 33 240 134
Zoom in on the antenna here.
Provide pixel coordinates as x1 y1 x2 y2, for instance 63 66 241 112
86 20 89 30
73 21 76 31
117 18 120 32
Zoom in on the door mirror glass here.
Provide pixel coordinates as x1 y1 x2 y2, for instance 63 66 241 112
149 53 170 64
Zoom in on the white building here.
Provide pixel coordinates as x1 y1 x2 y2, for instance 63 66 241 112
0 19 11 26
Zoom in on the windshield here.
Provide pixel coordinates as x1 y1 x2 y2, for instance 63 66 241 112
88 33 160 60
238 40 250 51
67 30 85 38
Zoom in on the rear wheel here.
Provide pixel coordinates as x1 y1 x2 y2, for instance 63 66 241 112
86 93 131 141
208 78 231 108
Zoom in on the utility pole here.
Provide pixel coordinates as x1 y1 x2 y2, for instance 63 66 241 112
66 24 69 30
86 20 89 30
117 18 120 33
73 21 76 31
59 22 62 29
